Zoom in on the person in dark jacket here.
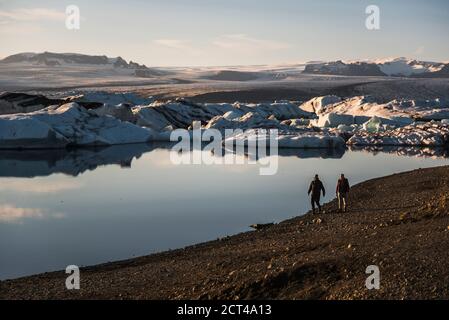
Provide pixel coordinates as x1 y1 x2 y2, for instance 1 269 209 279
308 174 326 214
336 174 350 212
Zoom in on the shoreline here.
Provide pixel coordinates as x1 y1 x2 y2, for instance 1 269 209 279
1 166 449 300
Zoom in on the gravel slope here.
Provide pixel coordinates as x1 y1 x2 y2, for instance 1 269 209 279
1 166 449 300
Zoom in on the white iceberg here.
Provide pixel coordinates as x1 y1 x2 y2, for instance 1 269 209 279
224 129 346 149
311 113 355 128
0 103 153 149
92 103 136 123
348 122 449 147
362 116 383 133
205 111 290 131
315 95 448 123
300 96 342 114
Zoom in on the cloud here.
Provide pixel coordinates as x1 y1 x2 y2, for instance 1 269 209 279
212 34 290 52
154 39 190 50
154 39 202 56
414 46 425 56
0 179 83 194
0 204 63 224
0 8 65 22
0 8 65 35
153 34 290 61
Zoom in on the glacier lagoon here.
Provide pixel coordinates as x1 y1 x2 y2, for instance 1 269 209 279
1 143 449 280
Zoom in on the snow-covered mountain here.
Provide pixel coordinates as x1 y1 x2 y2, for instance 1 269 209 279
303 57 447 77
303 60 385 76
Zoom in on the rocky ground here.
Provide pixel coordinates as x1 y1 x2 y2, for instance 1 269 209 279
1 166 449 300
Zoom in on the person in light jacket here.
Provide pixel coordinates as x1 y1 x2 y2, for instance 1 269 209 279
336 174 350 213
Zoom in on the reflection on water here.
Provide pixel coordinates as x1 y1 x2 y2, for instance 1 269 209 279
349 145 449 159
0 144 448 280
0 144 157 178
0 204 64 224
0 142 347 178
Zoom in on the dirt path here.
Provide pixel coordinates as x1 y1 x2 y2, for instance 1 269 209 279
1 166 449 300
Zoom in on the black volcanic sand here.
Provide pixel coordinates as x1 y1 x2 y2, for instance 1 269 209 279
1 166 449 300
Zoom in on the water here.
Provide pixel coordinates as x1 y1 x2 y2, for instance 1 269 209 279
1 143 448 280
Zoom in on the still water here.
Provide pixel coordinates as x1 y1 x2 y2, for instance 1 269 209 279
1 143 448 280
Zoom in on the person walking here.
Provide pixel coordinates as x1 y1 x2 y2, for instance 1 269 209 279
308 174 326 214
336 174 350 212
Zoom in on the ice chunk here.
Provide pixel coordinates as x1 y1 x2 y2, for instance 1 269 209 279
223 110 245 120
363 116 383 133
92 103 136 123
205 112 287 131
312 113 354 128
133 106 172 131
300 96 342 114
348 122 449 147
224 129 346 149
0 103 153 149
337 124 354 132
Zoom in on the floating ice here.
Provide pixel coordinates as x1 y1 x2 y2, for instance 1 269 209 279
0 103 153 149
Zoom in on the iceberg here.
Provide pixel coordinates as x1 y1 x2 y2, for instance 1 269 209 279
225 129 346 149
311 113 355 128
205 111 291 131
300 96 342 114
0 103 153 149
348 122 449 147
362 116 383 133
2 91 449 151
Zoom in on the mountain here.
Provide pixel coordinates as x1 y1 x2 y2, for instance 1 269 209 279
412 63 449 78
0 52 172 79
303 58 448 78
0 52 176 90
0 52 148 69
304 60 385 76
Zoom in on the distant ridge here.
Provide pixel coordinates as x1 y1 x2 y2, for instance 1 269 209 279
0 52 148 69
303 57 448 78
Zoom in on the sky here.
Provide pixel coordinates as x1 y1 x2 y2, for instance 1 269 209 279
0 0 448 66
